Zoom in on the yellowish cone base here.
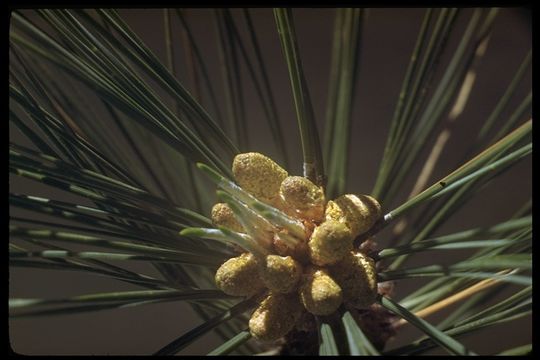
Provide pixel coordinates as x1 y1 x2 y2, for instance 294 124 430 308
212 153 382 340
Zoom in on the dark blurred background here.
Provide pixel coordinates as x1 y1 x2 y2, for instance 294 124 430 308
9 8 531 355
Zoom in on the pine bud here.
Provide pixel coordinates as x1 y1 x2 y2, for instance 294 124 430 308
232 152 288 204
279 176 325 222
211 203 244 233
329 251 377 309
260 255 302 294
215 253 264 296
308 219 353 266
249 292 303 342
325 194 381 237
300 267 343 316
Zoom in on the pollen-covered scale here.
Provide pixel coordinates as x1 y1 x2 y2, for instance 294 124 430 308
181 152 381 343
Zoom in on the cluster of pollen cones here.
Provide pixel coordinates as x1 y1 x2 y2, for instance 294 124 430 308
207 153 382 342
